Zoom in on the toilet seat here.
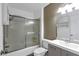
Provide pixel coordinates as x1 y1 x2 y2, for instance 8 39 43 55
34 47 48 56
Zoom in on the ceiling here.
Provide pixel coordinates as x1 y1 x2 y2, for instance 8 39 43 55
8 3 49 17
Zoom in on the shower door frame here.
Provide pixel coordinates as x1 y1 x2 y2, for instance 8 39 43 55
3 14 40 54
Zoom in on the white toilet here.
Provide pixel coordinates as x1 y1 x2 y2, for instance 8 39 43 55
34 47 48 56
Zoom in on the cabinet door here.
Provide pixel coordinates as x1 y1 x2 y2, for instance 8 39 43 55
48 44 61 56
61 49 78 56
61 49 67 56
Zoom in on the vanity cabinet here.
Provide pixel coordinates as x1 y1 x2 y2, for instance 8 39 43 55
61 49 78 56
48 44 61 56
48 44 78 56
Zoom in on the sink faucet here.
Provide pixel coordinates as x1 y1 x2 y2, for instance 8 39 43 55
63 34 73 43
69 34 73 42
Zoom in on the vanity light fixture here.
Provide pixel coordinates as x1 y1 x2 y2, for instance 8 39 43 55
72 3 79 10
57 7 66 14
57 3 79 14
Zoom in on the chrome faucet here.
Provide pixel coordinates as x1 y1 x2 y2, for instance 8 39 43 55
69 34 73 42
63 34 73 43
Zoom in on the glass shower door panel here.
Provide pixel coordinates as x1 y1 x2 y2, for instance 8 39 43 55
6 17 25 52
32 20 40 46
25 20 40 47
25 24 34 47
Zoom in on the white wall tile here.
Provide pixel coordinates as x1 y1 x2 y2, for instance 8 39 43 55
0 3 3 52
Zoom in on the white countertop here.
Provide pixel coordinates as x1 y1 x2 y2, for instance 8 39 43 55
43 39 79 55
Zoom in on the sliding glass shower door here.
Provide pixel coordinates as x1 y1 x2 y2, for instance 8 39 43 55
3 15 40 53
24 19 40 47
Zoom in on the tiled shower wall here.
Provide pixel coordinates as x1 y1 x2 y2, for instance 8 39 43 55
56 13 70 41
57 9 79 43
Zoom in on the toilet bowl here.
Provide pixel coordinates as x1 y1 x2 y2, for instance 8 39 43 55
34 47 48 56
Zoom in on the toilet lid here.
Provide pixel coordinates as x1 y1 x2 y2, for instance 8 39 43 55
34 47 47 54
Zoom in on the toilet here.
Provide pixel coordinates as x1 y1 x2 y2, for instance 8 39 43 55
34 47 48 56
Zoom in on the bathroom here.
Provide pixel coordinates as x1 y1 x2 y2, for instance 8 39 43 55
1 3 79 56
0 3 48 56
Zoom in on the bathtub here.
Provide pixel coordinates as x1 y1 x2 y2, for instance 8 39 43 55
3 45 39 56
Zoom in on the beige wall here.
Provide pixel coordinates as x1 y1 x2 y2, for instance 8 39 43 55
44 3 62 40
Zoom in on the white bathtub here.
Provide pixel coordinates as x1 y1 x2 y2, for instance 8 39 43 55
3 45 39 56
